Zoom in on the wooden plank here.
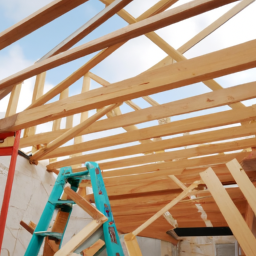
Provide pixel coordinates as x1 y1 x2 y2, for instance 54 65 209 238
226 159 256 215
0 0 239 90
0 0 89 50
104 0 245 110
23 72 46 139
41 0 133 59
54 220 102 256
43 120 256 161
124 234 143 256
169 175 187 191
130 181 201 237
64 187 107 222
200 168 256 256
5 83 22 117
2 37 256 132
44 106 256 169
0 85 13 100
136 0 179 21
101 152 248 178
27 44 123 109
29 103 120 163
96 137 256 170
151 0 254 70
82 239 105 256
179 0 255 53
3 86 255 150
20 220 34 234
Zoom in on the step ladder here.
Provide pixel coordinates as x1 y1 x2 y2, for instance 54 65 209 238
24 161 124 256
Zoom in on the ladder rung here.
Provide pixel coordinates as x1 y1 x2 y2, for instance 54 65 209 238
49 200 75 205
34 231 62 239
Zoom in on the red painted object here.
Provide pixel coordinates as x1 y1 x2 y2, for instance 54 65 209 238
0 147 13 156
0 130 21 252
0 132 15 141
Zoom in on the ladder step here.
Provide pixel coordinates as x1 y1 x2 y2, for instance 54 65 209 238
49 200 75 205
34 231 62 240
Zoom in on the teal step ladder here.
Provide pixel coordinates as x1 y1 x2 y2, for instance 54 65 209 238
24 162 124 256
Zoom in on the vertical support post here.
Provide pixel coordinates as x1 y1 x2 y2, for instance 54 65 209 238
5 83 22 117
72 74 90 168
0 130 21 252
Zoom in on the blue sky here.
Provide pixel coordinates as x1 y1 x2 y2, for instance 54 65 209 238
0 0 256 156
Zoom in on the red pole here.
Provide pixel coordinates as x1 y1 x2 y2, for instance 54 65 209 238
0 130 21 251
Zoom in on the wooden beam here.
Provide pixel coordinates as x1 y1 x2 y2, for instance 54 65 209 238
54 220 103 256
0 85 14 101
23 72 46 139
43 121 256 161
124 234 143 256
226 159 256 215
151 0 254 69
0 0 89 50
29 103 120 163
136 0 179 21
40 0 133 59
103 0 247 110
200 168 256 256
99 152 248 178
82 239 105 256
64 187 108 222
26 0 174 110
27 44 123 110
96 137 256 170
0 0 239 90
2 37 256 132
5 83 22 117
20 220 34 235
129 181 202 237
45 105 256 168
2 82 256 149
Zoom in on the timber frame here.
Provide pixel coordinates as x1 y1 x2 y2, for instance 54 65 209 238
1 0 256 252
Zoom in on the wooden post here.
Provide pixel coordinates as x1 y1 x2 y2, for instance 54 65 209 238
200 168 256 256
226 158 256 215
5 83 22 117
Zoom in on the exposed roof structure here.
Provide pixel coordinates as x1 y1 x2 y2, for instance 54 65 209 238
1 0 256 253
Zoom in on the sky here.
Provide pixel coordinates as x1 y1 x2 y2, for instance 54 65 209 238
0 0 256 158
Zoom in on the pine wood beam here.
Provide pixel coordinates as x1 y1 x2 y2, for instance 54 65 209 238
64 187 107 222
101 152 248 178
151 0 254 70
41 0 133 59
5 83 22 117
95 137 256 171
2 38 256 133
2 81 256 149
45 105 256 166
226 159 256 215
200 168 256 256
0 0 239 90
0 0 89 50
127 181 202 238
26 0 175 110
103 0 251 110
82 239 105 256
29 103 120 164
54 220 104 256
0 0 133 97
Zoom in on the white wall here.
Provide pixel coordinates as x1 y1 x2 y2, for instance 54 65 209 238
0 155 176 256
0 155 93 256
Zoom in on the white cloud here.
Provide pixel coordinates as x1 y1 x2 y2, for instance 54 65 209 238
0 44 54 117
93 35 167 83
0 0 52 22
